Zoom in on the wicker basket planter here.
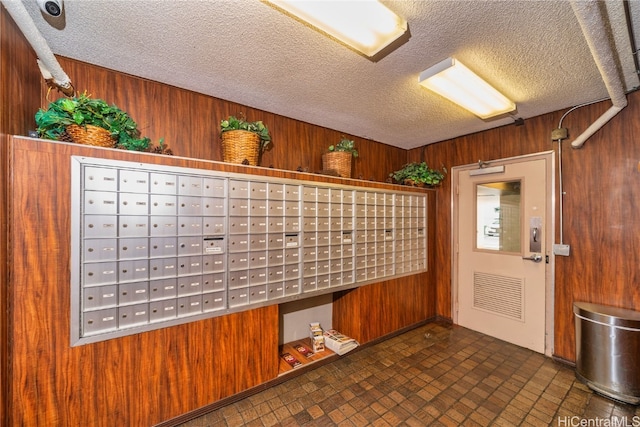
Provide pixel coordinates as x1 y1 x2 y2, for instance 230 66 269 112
322 151 353 178
221 130 261 165
64 124 116 148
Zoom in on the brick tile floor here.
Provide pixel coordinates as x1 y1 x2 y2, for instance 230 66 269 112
177 323 640 426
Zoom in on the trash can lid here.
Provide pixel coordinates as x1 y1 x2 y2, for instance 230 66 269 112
574 302 640 329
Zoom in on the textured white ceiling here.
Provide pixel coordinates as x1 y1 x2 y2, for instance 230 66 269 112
15 0 640 149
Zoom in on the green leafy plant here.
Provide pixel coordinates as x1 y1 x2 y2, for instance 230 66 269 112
35 91 167 153
390 162 447 186
220 114 271 151
328 137 358 158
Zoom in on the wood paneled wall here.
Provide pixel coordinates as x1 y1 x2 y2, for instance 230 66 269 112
1 6 45 425
4 136 434 426
6 139 280 426
45 56 408 183
412 94 640 361
0 6 41 135
1 7 435 424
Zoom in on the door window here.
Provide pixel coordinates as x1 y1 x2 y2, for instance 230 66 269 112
476 180 521 252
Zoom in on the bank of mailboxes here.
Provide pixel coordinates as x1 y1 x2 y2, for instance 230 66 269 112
75 159 427 343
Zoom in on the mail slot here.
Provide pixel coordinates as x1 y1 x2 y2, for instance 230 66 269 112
302 277 317 292
229 217 249 234
149 278 177 300
284 279 300 296
228 270 249 288
119 281 149 304
119 192 149 215
177 196 202 216
228 180 249 198
330 188 342 203
317 275 330 289
203 254 226 273
284 248 299 264
203 177 225 198
249 267 268 285
178 176 203 196
177 295 202 316
119 169 149 194
250 181 268 199
150 172 177 195
269 218 285 233
119 216 149 238
84 261 117 286
330 273 343 287
118 237 150 260
317 202 330 217
228 234 249 252
267 266 284 282
249 251 268 268
228 287 249 307
150 216 178 237
284 200 300 215
202 197 225 216
84 238 118 262
178 236 203 255
84 191 118 215
119 260 149 282
178 216 203 236
268 282 285 299
84 215 118 238
202 272 225 292
149 300 177 322
118 303 149 328
316 188 330 203
83 308 117 335
250 234 268 251
268 183 284 200
177 255 203 275
249 285 268 303
203 236 225 255
284 184 300 201
177 276 202 296
302 186 317 202
202 291 225 312
229 252 250 270
268 249 284 265
249 199 268 216
149 257 177 279
84 166 118 192
83 285 117 310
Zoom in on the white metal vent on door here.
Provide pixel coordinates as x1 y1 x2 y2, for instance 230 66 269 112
473 272 524 321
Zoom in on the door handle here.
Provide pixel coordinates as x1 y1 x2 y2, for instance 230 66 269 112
523 254 543 263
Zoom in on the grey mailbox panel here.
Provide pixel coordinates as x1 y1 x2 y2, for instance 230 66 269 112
71 156 428 346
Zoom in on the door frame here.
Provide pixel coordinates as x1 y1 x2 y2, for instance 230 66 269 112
451 151 556 356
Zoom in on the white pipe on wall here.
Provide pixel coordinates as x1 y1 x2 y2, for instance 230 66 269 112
1 0 73 95
569 0 628 148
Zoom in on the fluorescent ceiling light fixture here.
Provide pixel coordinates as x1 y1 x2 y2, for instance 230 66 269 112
418 58 516 119
267 0 407 57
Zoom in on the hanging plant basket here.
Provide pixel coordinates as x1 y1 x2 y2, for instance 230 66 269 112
322 151 353 178
63 124 116 148
221 129 262 165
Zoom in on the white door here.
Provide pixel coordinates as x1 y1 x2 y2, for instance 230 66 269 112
453 152 553 354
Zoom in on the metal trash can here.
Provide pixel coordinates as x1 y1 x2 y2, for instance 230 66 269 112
574 302 640 404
